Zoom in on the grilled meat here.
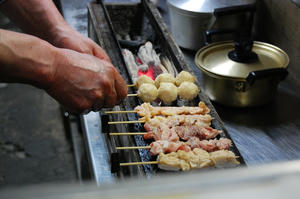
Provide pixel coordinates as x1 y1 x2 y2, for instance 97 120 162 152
150 138 232 155
134 101 210 121
143 115 220 141
158 148 239 171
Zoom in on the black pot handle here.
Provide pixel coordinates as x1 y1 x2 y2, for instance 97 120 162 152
246 68 289 86
205 29 235 45
214 4 256 17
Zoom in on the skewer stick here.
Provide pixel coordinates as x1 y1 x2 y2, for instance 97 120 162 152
105 110 137 114
127 93 138 97
108 120 145 124
120 161 159 166
116 146 151 150
127 84 136 87
109 132 146 136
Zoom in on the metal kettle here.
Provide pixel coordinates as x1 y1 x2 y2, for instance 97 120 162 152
195 4 289 107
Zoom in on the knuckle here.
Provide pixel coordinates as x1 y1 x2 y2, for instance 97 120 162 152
90 89 103 100
100 76 112 89
106 63 117 73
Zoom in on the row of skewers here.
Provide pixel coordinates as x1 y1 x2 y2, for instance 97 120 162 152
106 102 240 171
114 41 239 171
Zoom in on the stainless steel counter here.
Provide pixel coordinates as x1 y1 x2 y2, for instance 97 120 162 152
60 0 300 184
3 160 300 198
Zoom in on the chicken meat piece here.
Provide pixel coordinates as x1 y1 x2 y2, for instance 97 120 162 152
186 137 232 152
172 125 221 140
144 122 179 142
209 150 240 168
149 140 191 156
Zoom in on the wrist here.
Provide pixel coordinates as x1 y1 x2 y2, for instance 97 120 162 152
16 43 57 90
31 44 58 90
48 23 74 47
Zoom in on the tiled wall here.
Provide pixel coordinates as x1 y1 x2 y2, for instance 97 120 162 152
255 0 300 86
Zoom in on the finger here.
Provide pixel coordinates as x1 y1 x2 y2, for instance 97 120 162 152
104 83 118 108
91 43 111 62
113 68 128 103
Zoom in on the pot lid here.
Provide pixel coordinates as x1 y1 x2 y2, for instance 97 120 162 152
167 0 256 14
195 41 289 80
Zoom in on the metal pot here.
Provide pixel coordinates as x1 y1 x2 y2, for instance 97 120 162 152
195 41 289 107
194 3 289 107
166 0 255 50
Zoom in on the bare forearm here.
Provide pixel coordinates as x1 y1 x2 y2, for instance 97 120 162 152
0 0 69 44
0 29 56 88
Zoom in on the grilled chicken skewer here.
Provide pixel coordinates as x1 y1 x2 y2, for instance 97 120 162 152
135 102 210 120
105 101 210 118
115 138 232 155
118 148 239 171
109 125 220 143
143 115 220 142
149 138 232 155
108 113 213 125
108 113 220 141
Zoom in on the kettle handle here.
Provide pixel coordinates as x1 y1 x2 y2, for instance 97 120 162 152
204 3 256 45
246 68 289 86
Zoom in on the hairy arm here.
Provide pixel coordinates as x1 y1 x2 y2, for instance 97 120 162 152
0 0 110 61
0 29 127 113
0 29 55 88
0 0 66 43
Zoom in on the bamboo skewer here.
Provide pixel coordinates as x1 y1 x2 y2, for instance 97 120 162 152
116 146 151 150
108 120 145 124
105 110 137 114
127 93 138 97
120 161 159 166
109 132 146 136
127 84 136 87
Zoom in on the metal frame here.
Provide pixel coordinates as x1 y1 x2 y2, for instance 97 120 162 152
81 112 115 184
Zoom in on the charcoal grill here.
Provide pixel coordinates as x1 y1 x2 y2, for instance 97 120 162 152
86 0 245 181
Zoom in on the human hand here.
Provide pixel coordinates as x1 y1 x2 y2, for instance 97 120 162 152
51 26 111 62
46 48 128 114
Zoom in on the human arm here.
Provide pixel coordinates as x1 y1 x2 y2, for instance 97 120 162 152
0 29 128 113
0 0 110 61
